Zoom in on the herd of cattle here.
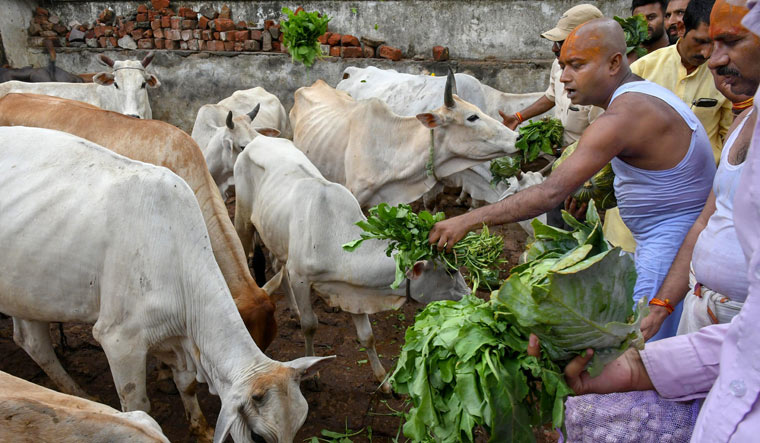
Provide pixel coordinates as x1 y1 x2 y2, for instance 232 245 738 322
0 52 551 442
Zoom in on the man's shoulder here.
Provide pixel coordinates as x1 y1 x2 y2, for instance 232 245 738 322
630 45 679 76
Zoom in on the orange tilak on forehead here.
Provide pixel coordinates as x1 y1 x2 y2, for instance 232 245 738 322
710 0 749 38
562 30 604 61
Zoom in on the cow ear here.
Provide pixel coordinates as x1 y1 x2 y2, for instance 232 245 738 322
93 72 114 86
416 113 443 128
255 127 280 137
145 74 160 88
288 356 336 380
406 260 428 280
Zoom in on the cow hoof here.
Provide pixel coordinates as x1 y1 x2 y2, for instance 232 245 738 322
378 381 392 395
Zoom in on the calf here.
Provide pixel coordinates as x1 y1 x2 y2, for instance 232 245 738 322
234 136 468 392
0 370 169 443
0 127 332 443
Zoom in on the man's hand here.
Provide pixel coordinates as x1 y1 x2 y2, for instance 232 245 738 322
564 196 587 220
526 333 654 395
429 215 473 252
499 110 520 131
640 306 670 341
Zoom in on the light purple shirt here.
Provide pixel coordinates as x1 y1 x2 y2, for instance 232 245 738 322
640 3 760 439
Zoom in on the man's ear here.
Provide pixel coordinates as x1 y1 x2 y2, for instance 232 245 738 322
609 52 624 75
416 113 444 128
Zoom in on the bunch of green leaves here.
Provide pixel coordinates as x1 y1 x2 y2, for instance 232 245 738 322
390 293 573 443
280 7 331 68
552 141 617 210
489 155 523 187
342 203 504 291
515 117 564 163
495 201 645 376
615 14 649 58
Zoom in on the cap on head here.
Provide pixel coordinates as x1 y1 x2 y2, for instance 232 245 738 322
542 4 604 41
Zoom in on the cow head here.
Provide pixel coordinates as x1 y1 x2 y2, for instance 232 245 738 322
406 260 468 303
93 53 160 119
415 69 520 175
214 356 334 443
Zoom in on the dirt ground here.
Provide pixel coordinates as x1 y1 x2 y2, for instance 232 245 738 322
0 189 556 442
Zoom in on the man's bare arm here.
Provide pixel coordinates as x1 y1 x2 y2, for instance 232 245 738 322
500 96 556 130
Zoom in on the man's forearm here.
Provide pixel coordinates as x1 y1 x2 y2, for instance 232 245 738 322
518 96 555 121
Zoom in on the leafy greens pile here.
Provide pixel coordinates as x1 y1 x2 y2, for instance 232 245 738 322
281 8 331 68
489 155 523 187
552 141 617 210
342 203 504 290
514 117 564 163
615 14 649 58
389 201 644 442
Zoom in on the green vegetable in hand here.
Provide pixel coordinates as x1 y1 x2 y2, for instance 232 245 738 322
615 14 649 58
515 117 564 163
342 203 504 291
489 155 523 187
552 141 617 210
281 7 331 68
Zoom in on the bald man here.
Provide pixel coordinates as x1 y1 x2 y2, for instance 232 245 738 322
430 17 716 340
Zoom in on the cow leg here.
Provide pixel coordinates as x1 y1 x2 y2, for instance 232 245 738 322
171 366 214 443
280 266 301 320
350 313 391 394
12 318 89 398
94 324 150 412
288 272 317 357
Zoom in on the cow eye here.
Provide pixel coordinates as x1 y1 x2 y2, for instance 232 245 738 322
114 82 119 89
141 82 146 89
466 114 479 122
239 145 246 151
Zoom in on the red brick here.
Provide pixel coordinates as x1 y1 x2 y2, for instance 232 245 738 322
220 32 232 42
85 29 95 39
53 24 67 35
272 41 281 52
234 41 244 51
153 28 164 39
123 21 135 34
143 29 153 38
182 20 197 29
378 45 402 61
432 45 449 61
131 29 143 40
198 40 206 50
161 16 171 28
213 31 220 40
136 13 148 22
210 40 224 51
243 40 259 51
329 46 340 57
363 46 375 58
137 4 148 13
148 11 158 21
236 20 247 30
138 38 154 49
35 7 49 16
154 38 165 49
201 30 212 40
181 29 192 41
151 0 170 10
171 16 181 29
341 34 360 47
165 29 181 40
327 33 342 46
164 39 178 49
183 9 197 19
198 16 209 29
264 20 275 30
224 41 234 51
186 39 198 50
108 36 118 47
235 30 249 41
151 19 161 31
341 46 363 58
94 25 104 38
250 30 263 41
193 29 202 39
214 18 235 32
317 32 331 44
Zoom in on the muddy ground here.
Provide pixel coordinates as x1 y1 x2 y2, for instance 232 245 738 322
0 190 556 442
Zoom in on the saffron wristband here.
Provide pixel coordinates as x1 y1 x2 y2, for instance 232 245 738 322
514 112 524 124
648 298 674 315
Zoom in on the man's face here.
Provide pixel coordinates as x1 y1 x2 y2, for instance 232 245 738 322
680 23 713 67
559 36 610 105
665 0 690 43
552 40 564 58
633 3 666 43
708 0 760 96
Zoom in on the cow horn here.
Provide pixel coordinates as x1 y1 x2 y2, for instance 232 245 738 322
99 54 115 67
246 103 261 122
141 52 155 68
226 111 234 129
444 67 456 109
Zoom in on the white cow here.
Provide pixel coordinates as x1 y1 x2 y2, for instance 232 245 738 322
192 87 290 196
290 71 519 207
0 127 332 443
0 370 170 443
0 53 159 119
234 136 468 392
337 66 548 209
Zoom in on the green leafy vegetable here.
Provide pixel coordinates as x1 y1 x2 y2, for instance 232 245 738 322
489 155 523 187
552 141 617 210
615 14 649 58
280 7 331 68
342 203 504 291
515 117 564 163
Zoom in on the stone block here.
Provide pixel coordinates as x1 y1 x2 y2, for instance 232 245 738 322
361 36 385 47
378 45 402 61
262 31 272 51
182 20 197 30
269 25 280 39
117 35 137 49
233 41 243 51
180 41 188 50
154 38 164 49
224 41 234 51
341 46 363 58
181 29 192 41
171 16 181 29
200 5 217 20
35 7 49 16
188 39 199 51
341 34 360 47
131 29 143 40
153 28 164 39
320 44 330 56
193 29 202 39
243 39 260 51
48 15 60 25
165 29 181 41
363 45 375 58
250 29 263 41
69 28 86 41
53 24 68 35
198 40 206 50
28 22 42 36
165 39 178 49
86 38 98 48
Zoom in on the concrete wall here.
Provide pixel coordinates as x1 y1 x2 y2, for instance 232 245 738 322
0 0 37 66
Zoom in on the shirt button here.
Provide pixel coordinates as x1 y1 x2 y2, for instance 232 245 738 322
729 379 746 397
